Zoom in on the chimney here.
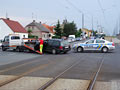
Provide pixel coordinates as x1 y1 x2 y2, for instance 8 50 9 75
33 20 35 22
7 18 10 20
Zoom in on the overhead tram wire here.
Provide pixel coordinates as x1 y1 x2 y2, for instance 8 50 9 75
97 0 111 35
65 0 86 28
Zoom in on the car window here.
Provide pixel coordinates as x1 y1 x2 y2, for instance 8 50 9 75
61 40 69 46
96 40 105 43
52 41 60 46
86 40 94 44
48 40 53 45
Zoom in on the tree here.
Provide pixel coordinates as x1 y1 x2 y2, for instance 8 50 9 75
92 30 98 36
75 29 82 37
27 29 32 35
63 21 77 37
54 20 62 38
27 29 38 38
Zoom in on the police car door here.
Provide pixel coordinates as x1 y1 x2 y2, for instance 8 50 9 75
94 39 105 50
84 39 95 50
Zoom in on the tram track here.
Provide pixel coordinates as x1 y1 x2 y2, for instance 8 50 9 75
0 53 106 90
37 54 106 90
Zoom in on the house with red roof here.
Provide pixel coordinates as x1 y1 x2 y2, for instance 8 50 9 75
0 18 28 40
42 24 55 39
25 20 51 40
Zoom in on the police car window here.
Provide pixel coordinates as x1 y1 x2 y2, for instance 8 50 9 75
96 40 105 43
87 40 94 43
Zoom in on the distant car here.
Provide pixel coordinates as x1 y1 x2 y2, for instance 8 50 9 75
76 37 82 41
0 40 2 47
72 39 115 53
34 39 71 54
67 37 75 43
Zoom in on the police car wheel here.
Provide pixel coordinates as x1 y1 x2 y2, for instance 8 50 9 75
102 47 108 53
77 47 83 53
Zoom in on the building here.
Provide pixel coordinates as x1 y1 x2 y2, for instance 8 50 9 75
25 20 51 40
81 28 92 37
0 18 28 40
42 24 55 39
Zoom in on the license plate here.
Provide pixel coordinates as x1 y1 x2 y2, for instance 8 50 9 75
65 46 68 48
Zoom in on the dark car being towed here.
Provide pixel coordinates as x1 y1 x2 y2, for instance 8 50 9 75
34 39 71 54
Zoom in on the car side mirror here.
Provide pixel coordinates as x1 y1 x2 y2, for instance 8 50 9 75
86 42 88 44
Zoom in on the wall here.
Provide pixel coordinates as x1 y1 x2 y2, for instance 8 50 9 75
15 32 28 38
0 20 13 40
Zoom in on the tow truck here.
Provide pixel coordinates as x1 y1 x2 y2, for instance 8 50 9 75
1 34 41 54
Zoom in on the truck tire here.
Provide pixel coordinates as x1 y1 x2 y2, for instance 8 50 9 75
2 46 6 51
16 47 21 52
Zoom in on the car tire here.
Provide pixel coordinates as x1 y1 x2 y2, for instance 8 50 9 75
63 51 67 54
102 47 108 53
52 49 56 54
77 47 83 53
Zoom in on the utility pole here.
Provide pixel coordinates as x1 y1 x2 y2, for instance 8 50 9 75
6 11 8 19
92 16 93 30
32 12 34 20
82 13 84 29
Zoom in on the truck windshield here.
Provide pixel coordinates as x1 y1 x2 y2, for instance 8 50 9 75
4 36 9 42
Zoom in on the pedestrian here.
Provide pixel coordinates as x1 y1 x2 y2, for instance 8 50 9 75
39 38 44 54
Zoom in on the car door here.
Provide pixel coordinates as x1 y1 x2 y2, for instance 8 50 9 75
84 39 95 50
52 41 60 51
45 40 53 52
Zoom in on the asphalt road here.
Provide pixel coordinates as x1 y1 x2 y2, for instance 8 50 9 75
0 43 120 82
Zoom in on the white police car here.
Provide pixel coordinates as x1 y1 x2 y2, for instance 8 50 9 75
72 39 115 53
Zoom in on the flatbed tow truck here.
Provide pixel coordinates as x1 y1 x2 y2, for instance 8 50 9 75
1 34 41 54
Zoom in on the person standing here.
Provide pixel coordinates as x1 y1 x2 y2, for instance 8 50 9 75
39 38 44 54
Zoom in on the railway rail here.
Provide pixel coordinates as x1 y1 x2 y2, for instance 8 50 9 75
37 54 105 90
0 54 105 90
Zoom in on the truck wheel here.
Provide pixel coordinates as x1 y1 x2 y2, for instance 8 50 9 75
102 47 108 53
77 47 83 53
2 47 6 51
16 47 21 52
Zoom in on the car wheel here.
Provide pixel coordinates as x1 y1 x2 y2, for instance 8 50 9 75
52 49 56 54
77 47 83 53
63 51 67 54
102 47 108 53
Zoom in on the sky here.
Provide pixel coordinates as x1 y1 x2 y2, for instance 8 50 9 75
0 0 120 35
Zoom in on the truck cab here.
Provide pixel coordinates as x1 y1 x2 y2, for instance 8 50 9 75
2 34 23 51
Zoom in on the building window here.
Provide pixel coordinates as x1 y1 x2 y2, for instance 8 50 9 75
32 26 34 30
23 35 25 38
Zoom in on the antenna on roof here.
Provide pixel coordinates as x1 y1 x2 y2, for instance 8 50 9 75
6 11 8 19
